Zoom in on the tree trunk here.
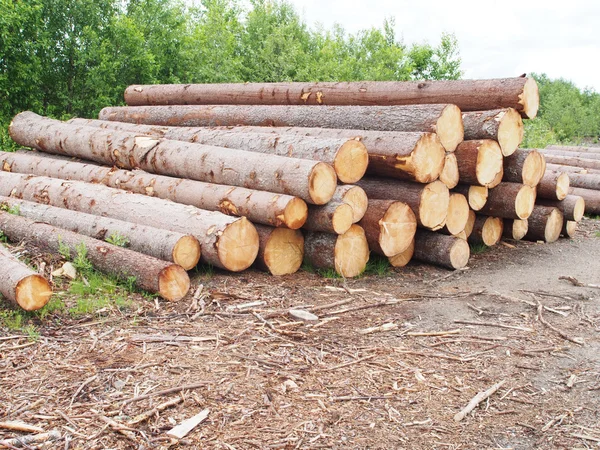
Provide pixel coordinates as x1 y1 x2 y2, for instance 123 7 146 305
546 163 600 175
123 77 539 118
303 225 370 278
0 172 259 272
453 140 503 187
304 202 353 235
356 178 449 230
540 149 600 160
453 184 488 211
358 200 416 256
502 148 545 186
0 244 52 311
469 216 503 246
254 225 304 276
478 182 536 219
9 112 337 205
462 210 477 239
0 196 201 270
537 171 570 201
565 173 600 191
562 220 577 238
413 231 470 269
98 104 465 152
388 239 414 267
536 195 585 222
547 145 600 154
541 154 600 171
0 211 190 301
331 185 368 223
462 108 524 156
439 152 459 188
570 187 600 215
523 205 563 243
0 150 307 230
502 219 529 241
441 193 470 235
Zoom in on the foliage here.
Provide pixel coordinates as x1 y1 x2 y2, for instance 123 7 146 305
361 254 392 277
106 232 130 247
469 243 488 255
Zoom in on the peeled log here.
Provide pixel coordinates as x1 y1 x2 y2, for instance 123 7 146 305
562 221 577 238
331 185 368 223
570 187 600 215
439 153 459 189
479 182 536 219
565 173 600 191
503 149 546 187
547 145 600 154
0 211 190 301
462 108 524 156
537 171 570 201
546 163 600 175
255 226 304 276
123 77 539 118
442 193 470 235
454 140 503 187
537 195 585 222
304 225 370 277
388 239 414 267
99 104 465 153
413 231 470 270
358 200 416 256
540 149 600 160
0 244 52 311
541 154 600 171
453 185 488 211
9 112 336 205
469 216 503 246
304 202 353 235
0 172 259 272
0 196 200 270
502 219 529 241
523 205 563 243
357 178 449 230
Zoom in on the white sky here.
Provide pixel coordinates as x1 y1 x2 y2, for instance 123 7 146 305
289 0 600 91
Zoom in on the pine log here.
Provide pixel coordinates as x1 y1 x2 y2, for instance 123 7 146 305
537 195 585 222
442 193 470 235
453 185 488 211
358 200 416 256
255 226 304 276
388 239 414 268
540 149 600 160
565 173 600 191
413 231 470 269
478 182 536 219
541 154 600 171
537 171 570 201
123 77 540 118
454 140 503 187
304 202 353 235
0 212 190 301
562 220 577 238
0 172 259 272
462 108 524 156
0 196 201 270
98 104 465 152
303 225 370 277
547 145 600 153
356 178 449 230
0 244 52 311
546 163 600 175
462 210 477 239
523 205 563 243
503 149 546 186
439 152 459 188
9 112 337 205
0 151 307 230
331 185 368 223
469 216 503 246
570 187 600 215
502 219 529 241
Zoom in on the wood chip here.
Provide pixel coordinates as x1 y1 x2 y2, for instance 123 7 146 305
167 408 210 439
0 421 44 433
288 309 319 322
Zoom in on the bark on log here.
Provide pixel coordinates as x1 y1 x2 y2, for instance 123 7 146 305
303 225 370 277
0 196 201 270
439 152 459 189
0 244 52 311
478 182 536 219
562 220 577 238
468 216 503 246
547 145 600 153
255 225 304 276
546 163 600 175
98 104 465 152
0 150 307 230
537 195 585 222
304 202 353 235
123 77 540 118
442 193 470 236
453 185 488 211
0 172 259 272
502 219 529 241
413 231 470 269
565 173 600 191
537 171 570 201
523 205 563 243
570 187 600 215
541 154 600 171
453 140 503 187
540 149 600 160
0 211 190 301
462 108 524 156
388 239 414 268
502 149 546 187
358 200 416 256
331 185 368 223
356 178 449 230
9 112 337 205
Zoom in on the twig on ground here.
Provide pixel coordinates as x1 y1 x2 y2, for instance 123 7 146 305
122 383 208 406
0 430 61 449
559 276 600 289
68 375 98 408
454 380 506 421
0 421 44 433
536 300 584 345
128 396 183 425
454 320 533 332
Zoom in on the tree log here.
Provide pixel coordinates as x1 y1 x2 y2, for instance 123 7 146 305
547 145 600 153
537 171 570 201
331 185 368 223
255 226 304 276
0 172 259 272
442 193 470 235
462 108 523 156
0 196 201 270
546 163 600 175
0 150 307 230
453 185 488 211
564 173 600 191
540 149 600 160
454 140 503 187
98 104 465 152
0 211 190 301
356 178 449 230
462 210 476 239
523 205 563 243
562 220 577 238
478 182 536 219
469 216 503 246
413 231 470 269
541 154 600 171
123 77 540 118
304 202 353 235
303 225 370 277
358 200 416 256
10 112 337 205
388 239 414 268
502 148 546 186
537 195 585 222
0 244 52 311
502 219 529 241
570 187 600 215
439 152 459 188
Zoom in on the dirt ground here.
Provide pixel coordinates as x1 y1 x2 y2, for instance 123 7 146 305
1 218 600 449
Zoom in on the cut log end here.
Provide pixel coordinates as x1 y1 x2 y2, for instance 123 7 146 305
331 203 354 235
521 77 540 119
217 217 260 272
334 140 369 184
497 108 524 156
445 193 470 235
334 224 370 277
481 217 504 246
544 208 564 243
563 220 577 238
463 210 476 239
521 150 546 187
378 202 417 257
283 197 309 229
158 265 191 302
468 185 488 211
412 133 446 183
556 172 570 200
439 153 459 189
340 186 368 223
388 238 414 268
476 140 504 187
172 236 201 270
449 239 471 269
436 104 464 152
512 219 529 240
515 185 537 219
15 275 53 311
308 162 337 205
573 197 586 222
263 228 304 276
420 180 450 230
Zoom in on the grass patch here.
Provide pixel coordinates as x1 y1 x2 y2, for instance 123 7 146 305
106 232 130 247
301 262 315 274
361 254 391 277
316 268 341 279
595 231 600 238
470 243 489 255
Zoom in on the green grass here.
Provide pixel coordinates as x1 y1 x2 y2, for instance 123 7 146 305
595 231 600 238
317 268 342 279
361 254 392 277
105 232 130 247
470 243 489 255
0 203 20 215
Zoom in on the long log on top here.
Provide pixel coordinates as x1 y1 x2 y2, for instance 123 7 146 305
537 195 585 222
478 182 536 219
388 239 414 268
453 140 503 187
0 244 52 311
539 149 600 160
98 104 465 153
0 211 190 301
441 193 470 236
462 108 524 156
413 231 470 270
123 77 539 118
570 187 600 215
0 151 307 230
565 173 600 191
453 185 488 211
502 219 528 241
523 205 563 243
439 152 459 189
468 216 503 246
541 154 600 171
0 172 259 272
547 145 600 153
546 163 600 175
331 185 368 223
0 196 201 270
67 119 368 184
502 149 546 187
9 112 337 205
537 171 569 201
254 226 304 276
303 202 353 235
